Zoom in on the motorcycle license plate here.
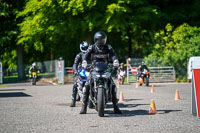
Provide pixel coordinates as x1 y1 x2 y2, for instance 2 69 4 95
32 72 37 76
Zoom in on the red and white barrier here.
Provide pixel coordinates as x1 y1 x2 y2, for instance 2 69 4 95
192 69 200 118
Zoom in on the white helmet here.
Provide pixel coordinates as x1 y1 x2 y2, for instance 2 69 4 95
80 41 89 53
32 62 36 67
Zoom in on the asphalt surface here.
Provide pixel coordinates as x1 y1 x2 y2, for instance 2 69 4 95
0 82 200 133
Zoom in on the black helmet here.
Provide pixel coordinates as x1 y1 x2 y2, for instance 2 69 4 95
94 31 107 48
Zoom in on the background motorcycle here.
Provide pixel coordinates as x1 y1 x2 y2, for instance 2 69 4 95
32 72 37 85
76 66 94 108
76 67 89 100
89 62 114 117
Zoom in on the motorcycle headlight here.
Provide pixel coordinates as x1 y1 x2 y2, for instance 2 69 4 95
92 71 101 78
102 72 111 78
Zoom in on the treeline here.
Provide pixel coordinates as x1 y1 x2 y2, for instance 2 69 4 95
1 0 200 80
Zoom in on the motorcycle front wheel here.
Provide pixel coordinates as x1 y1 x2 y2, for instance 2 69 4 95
97 87 105 117
145 77 149 86
32 77 36 85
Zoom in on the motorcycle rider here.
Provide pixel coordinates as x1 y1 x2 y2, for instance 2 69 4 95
138 61 149 73
29 62 38 77
70 41 90 107
137 61 149 80
80 31 122 114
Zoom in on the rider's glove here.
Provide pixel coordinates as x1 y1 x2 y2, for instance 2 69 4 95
113 59 119 67
82 60 87 68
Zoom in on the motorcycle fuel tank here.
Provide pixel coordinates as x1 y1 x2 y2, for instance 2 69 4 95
94 62 107 72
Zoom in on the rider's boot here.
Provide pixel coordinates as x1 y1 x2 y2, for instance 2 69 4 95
76 95 80 101
113 104 122 114
70 84 78 107
112 85 122 114
80 105 87 114
70 100 75 107
88 99 94 109
80 85 89 114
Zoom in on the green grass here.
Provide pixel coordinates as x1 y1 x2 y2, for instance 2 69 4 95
0 85 7 88
3 72 56 83
4 75 18 78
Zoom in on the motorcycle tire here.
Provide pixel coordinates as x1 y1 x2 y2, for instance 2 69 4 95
97 87 105 117
32 78 34 85
145 77 149 86
32 78 36 85
76 94 80 101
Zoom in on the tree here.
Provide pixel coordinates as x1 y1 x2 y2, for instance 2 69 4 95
105 0 160 58
17 0 100 66
0 0 26 80
145 23 200 80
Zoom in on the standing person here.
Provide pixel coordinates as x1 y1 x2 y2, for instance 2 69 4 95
117 63 126 85
80 31 122 114
70 41 89 107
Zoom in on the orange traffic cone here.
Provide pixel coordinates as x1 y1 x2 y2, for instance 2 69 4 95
175 90 180 100
149 99 157 114
151 85 155 93
119 91 125 102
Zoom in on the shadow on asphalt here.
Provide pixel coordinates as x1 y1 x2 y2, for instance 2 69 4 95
157 110 182 114
124 99 143 102
104 109 149 117
0 89 26 91
0 92 32 98
104 103 182 117
106 103 149 109
105 109 182 117
57 102 82 107
151 84 165 87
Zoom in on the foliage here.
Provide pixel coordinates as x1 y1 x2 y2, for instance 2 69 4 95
105 0 160 57
1 0 200 78
17 0 161 65
17 0 102 65
0 0 25 69
146 23 200 79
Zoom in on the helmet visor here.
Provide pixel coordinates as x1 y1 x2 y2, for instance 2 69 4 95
96 38 106 46
81 46 88 51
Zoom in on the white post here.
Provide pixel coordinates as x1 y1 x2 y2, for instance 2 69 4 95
192 72 197 115
56 60 65 84
0 62 2 84
126 59 129 84
126 58 131 84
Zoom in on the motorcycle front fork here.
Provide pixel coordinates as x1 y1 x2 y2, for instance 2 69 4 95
92 79 110 105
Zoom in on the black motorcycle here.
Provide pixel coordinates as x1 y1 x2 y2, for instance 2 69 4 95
89 62 114 117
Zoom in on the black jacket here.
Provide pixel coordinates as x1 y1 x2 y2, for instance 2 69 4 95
72 52 85 74
138 65 149 72
84 44 118 63
29 66 37 73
